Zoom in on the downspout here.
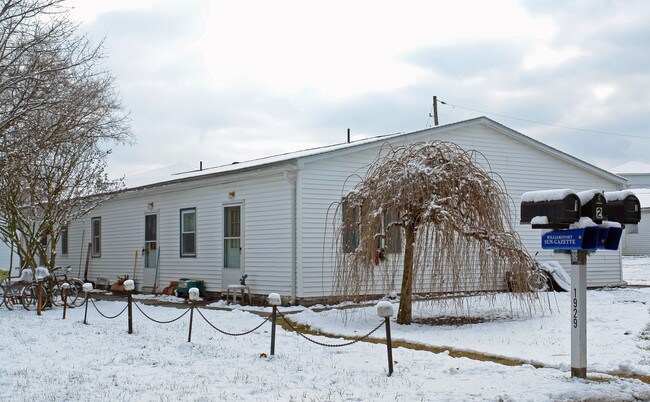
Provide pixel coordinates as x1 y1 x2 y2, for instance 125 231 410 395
284 171 298 304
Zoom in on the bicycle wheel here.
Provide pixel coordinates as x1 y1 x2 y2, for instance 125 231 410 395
70 279 85 307
527 272 550 292
0 279 6 308
3 282 21 310
21 283 37 310
52 280 79 307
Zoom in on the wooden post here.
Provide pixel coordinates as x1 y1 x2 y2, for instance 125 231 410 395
62 287 67 319
37 283 42 316
433 96 439 126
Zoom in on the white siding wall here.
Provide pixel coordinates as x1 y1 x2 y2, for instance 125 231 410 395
298 123 623 298
56 172 294 296
621 210 650 255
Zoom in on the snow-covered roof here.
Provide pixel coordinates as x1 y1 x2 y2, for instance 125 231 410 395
121 117 626 191
611 161 650 174
123 163 195 188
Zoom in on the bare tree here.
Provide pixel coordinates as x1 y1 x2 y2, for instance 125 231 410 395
0 0 132 270
333 141 534 324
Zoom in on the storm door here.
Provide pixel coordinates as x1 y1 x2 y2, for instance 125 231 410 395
142 213 158 291
222 205 242 289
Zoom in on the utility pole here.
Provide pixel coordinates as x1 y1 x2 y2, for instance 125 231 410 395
433 96 439 126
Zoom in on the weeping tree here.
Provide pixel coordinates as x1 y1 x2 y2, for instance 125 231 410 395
333 141 534 324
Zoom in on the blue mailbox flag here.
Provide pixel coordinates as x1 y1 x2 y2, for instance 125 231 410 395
541 227 599 250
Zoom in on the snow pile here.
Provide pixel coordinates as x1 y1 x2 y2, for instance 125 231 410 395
605 189 637 202
0 260 649 400
576 189 602 205
521 189 575 203
539 261 571 291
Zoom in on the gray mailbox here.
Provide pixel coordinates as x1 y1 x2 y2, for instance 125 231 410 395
578 190 606 224
604 191 641 225
520 189 581 228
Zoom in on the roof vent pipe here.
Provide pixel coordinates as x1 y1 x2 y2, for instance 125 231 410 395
347 128 350 144
200 161 203 171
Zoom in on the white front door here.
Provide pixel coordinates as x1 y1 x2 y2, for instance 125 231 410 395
142 213 158 291
222 204 243 289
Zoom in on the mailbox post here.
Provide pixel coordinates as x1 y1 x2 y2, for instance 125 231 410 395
570 249 587 378
521 188 640 380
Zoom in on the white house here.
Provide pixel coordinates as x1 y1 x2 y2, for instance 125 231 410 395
54 117 628 303
0 241 19 273
620 188 650 256
612 161 650 188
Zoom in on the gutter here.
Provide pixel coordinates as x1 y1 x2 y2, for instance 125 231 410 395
284 171 298 304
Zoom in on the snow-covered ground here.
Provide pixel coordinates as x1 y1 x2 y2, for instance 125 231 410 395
1 259 649 401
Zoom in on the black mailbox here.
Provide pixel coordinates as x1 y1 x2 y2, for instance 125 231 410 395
604 191 641 225
520 189 581 228
578 190 606 224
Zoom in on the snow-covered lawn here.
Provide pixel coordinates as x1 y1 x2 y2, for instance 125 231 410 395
1 259 650 401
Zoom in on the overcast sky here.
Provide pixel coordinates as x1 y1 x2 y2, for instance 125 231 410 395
68 0 650 178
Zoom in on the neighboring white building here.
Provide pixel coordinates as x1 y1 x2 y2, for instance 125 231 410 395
612 161 650 188
620 188 650 256
55 117 628 302
0 240 19 273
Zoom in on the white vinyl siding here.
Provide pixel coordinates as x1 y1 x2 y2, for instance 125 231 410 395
621 210 650 255
56 171 294 296
297 123 624 298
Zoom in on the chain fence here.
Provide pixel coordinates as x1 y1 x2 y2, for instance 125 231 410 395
195 306 271 336
133 301 191 324
73 291 395 376
277 309 385 348
89 297 129 319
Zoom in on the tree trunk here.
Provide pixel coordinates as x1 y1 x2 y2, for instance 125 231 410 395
397 223 416 324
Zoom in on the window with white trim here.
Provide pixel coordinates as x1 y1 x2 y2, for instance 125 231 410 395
180 208 196 257
91 217 101 257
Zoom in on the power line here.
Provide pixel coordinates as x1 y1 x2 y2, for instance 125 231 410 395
437 98 650 140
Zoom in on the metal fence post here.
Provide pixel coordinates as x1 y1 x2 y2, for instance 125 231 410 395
124 280 135 334
82 282 93 325
268 293 282 356
62 282 70 319
188 287 200 342
377 301 395 376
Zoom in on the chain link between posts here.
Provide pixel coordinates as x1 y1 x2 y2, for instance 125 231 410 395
133 301 191 324
277 310 385 348
195 306 271 336
89 298 128 319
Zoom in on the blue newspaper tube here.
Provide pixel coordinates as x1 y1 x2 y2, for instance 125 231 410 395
541 227 599 250
602 226 623 250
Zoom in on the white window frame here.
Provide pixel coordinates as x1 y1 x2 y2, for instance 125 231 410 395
91 217 101 257
180 208 196 257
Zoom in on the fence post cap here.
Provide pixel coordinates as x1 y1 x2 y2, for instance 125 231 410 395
267 293 282 306
124 279 135 292
188 287 200 301
376 301 394 318
82 282 94 293
35 266 49 281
